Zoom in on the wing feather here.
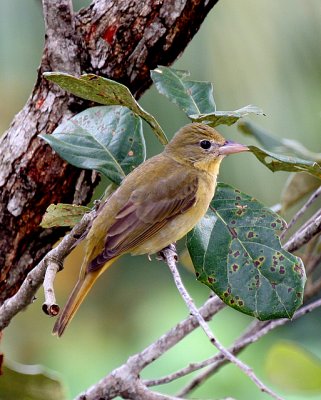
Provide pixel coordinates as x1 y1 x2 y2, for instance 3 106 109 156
88 175 198 272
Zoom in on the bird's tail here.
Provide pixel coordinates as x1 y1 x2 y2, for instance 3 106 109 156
53 258 115 337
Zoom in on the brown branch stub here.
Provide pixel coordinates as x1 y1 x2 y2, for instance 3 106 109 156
0 0 219 306
42 256 63 316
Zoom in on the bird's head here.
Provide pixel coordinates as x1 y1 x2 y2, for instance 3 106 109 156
165 123 249 174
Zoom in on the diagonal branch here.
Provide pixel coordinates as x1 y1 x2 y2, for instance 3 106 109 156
160 245 283 400
76 295 224 399
176 297 321 397
285 211 321 252
280 185 321 241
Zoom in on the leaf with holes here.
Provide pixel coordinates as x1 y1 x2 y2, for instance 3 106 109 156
151 66 216 116
249 146 321 179
187 183 306 320
190 105 264 128
44 72 167 145
40 106 146 185
40 204 90 228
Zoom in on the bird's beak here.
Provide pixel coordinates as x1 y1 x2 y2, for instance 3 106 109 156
218 140 249 156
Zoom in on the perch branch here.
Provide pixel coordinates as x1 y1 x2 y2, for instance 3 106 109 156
160 245 283 400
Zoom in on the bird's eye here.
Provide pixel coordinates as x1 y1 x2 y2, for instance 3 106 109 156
200 140 212 150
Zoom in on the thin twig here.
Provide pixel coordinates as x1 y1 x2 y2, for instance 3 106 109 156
176 297 321 397
161 245 284 400
0 211 94 331
285 212 321 252
280 185 321 240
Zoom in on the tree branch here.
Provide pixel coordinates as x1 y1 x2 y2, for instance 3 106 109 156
176 297 321 397
76 294 224 399
280 185 321 241
76 247 321 400
160 245 283 400
284 212 321 252
0 211 93 330
0 187 318 398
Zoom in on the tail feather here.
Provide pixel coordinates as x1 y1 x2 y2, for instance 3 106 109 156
53 258 116 337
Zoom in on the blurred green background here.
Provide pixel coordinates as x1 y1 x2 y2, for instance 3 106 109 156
1 1 321 399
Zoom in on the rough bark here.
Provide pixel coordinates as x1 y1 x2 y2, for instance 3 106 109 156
0 0 219 304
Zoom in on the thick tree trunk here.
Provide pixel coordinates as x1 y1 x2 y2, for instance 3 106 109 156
0 0 219 304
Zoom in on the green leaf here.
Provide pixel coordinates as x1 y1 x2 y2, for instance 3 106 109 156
239 120 321 160
190 105 264 128
0 362 66 400
151 66 216 116
44 72 168 145
40 106 146 185
187 183 306 320
40 203 90 228
265 341 321 393
249 145 321 179
151 67 263 127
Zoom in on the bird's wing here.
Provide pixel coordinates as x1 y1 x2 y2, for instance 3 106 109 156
88 173 199 271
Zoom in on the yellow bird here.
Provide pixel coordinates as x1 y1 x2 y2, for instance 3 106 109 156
53 122 248 336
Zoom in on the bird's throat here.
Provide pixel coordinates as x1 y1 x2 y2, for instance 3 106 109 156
193 156 224 176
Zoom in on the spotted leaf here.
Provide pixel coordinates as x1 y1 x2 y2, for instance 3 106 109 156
187 183 306 320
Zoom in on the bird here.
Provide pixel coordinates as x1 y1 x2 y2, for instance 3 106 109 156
53 122 248 336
